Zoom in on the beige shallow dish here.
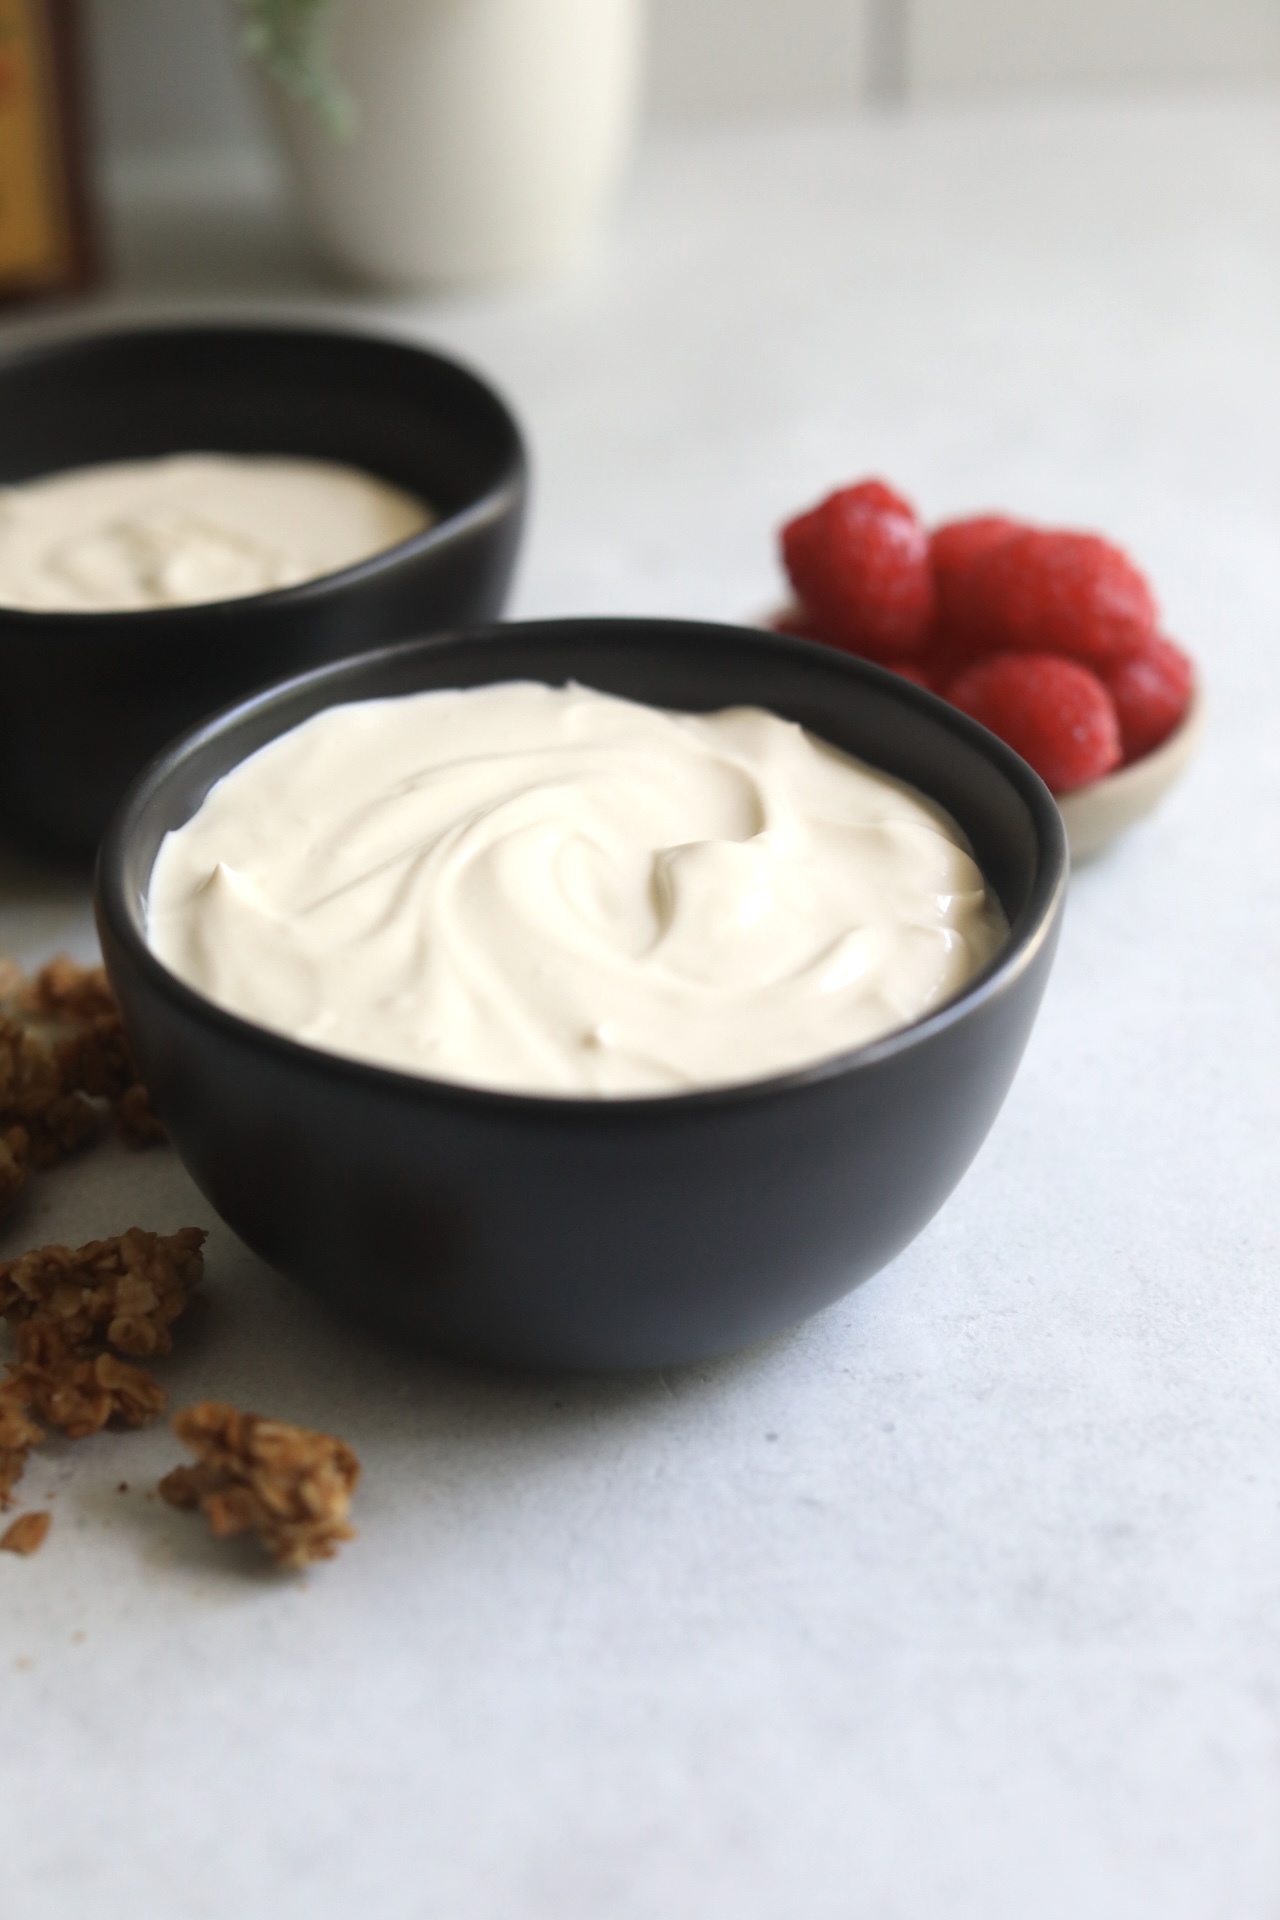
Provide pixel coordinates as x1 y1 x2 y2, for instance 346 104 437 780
1058 682 1204 863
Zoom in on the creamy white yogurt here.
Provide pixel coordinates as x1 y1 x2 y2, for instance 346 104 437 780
146 681 1008 1097
0 454 433 612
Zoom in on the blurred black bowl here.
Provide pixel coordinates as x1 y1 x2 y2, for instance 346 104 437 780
97 619 1067 1373
0 321 526 863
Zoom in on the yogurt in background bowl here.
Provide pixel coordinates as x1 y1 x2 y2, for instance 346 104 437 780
0 454 433 614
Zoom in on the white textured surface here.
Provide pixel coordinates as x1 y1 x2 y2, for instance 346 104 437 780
2 96 1279 1920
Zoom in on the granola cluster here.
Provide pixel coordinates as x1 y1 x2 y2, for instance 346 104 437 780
160 1402 360 1570
114 1082 167 1150
8 1325 169 1440
0 966 364 1575
0 1227 206 1511
0 1391 42 1507
0 957 165 1225
0 1126 28 1221
19 955 118 1024
0 1013 99 1178
0 1226 206 1358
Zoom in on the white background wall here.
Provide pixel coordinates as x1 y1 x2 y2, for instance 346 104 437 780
908 0 1280 98
85 0 1280 174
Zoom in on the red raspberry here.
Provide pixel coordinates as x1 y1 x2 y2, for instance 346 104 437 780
929 515 1020 646
947 652 1122 794
957 528 1157 668
780 480 933 658
886 660 933 690
770 607 934 689
770 605 822 641
1103 634 1194 763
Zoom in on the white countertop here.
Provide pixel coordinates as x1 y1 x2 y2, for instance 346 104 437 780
3 95 1279 1920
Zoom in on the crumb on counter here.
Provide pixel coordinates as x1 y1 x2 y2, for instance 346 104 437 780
1 1510 51 1556
160 1402 360 1571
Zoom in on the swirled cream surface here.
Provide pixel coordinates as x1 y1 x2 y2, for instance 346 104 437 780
146 682 1008 1097
0 454 432 612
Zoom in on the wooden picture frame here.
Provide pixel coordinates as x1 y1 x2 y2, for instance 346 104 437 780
0 0 96 303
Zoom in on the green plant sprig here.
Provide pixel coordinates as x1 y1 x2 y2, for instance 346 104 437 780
237 0 353 135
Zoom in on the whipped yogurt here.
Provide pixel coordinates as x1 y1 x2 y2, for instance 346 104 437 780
146 681 1008 1097
0 454 433 613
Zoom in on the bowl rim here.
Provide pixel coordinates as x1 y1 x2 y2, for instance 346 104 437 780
96 617 1069 1122
0 318 527 630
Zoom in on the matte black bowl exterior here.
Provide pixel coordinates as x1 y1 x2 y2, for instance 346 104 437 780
0 322 526 862
97 620 1067 1373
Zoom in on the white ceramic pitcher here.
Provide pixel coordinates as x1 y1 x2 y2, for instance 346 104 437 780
262 0 645 290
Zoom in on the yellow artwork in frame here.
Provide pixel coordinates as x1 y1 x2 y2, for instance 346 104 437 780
0 0 95 298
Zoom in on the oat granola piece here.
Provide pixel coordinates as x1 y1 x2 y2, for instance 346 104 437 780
0 1126 29 1225
0 1013 59 1113
160 1402 360 1570
22 957 117 1025
0 1223 201 1493
0 1014 101 1169
7 1323 166 1439
0 1226 206 1358
55 1014 136 1102
0 958 165 1154
0 1389 42 1507
0 1510 51 1555
113 1081 167 1149
24 1093 102 1170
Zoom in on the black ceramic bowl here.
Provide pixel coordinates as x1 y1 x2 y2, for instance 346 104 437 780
97 619 1067 1373
0 322 526 863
